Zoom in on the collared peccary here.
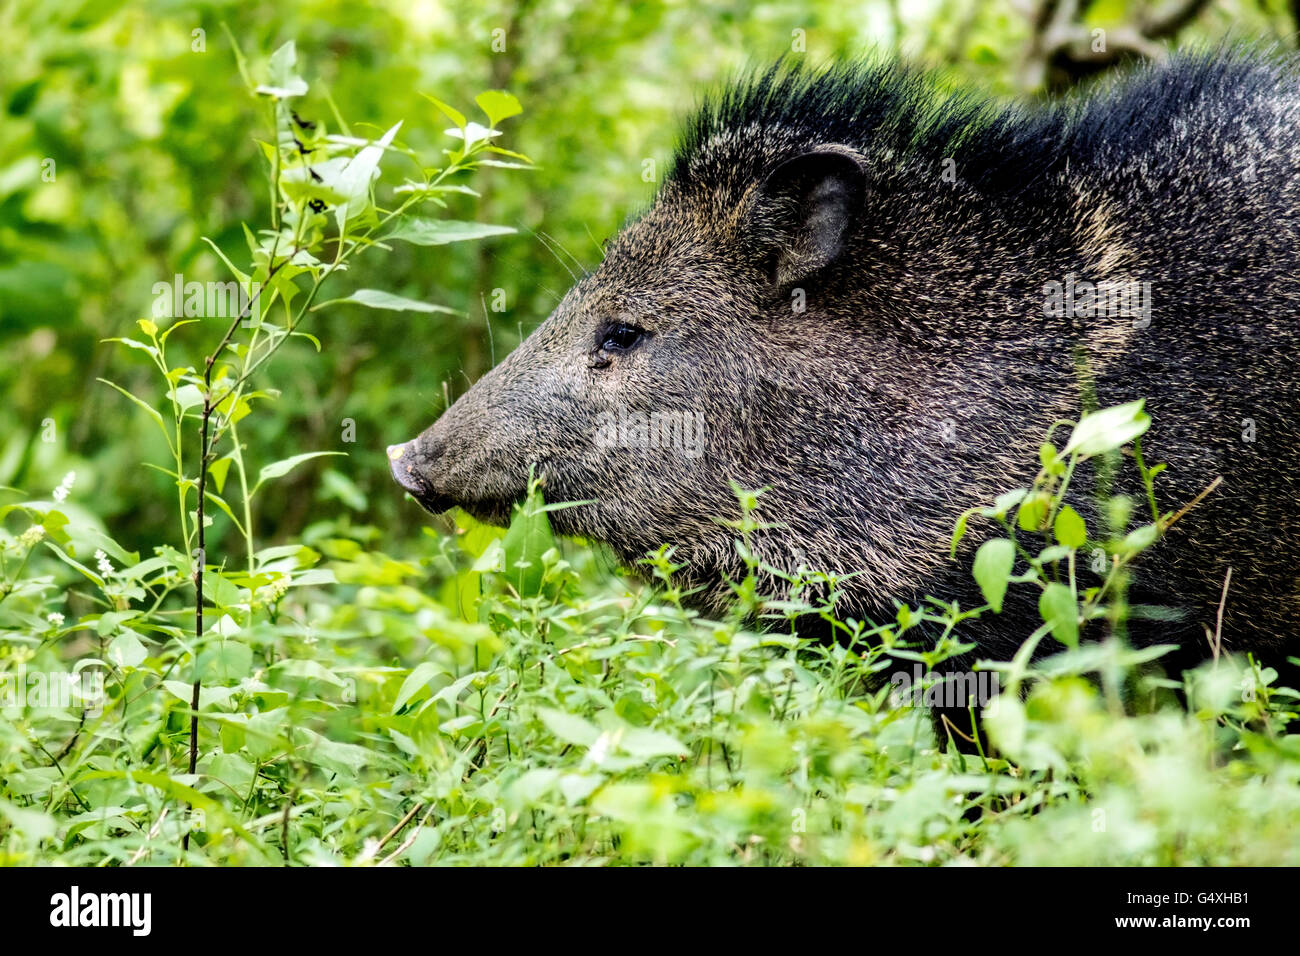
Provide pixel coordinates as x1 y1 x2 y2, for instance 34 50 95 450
389 53 1300 745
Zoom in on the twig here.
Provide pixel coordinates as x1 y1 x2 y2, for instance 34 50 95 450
940 711 979 746
183 256 290 854
379 804 437 866
280 788 295 863
127 807 169 865
1160 475 1222 533
53 708 87 762
375 802 424 854
1141 0 1215 38
1209 565 1232 663
1016 0 1211 90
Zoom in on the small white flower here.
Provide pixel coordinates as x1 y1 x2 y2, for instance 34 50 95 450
94 549 113 578
18 525 46 549
52 471 76 503
588 732 612 767
46 612 65 627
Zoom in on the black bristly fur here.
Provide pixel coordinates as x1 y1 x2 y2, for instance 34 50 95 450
395 50 1300 750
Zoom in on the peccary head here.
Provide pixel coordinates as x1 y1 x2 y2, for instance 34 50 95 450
390 63 1089 616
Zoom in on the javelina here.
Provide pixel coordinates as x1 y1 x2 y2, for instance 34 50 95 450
389 54 1300 744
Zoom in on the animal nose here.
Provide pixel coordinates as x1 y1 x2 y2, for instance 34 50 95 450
387 441 427 496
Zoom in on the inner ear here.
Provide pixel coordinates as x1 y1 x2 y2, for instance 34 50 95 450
757 146 867 288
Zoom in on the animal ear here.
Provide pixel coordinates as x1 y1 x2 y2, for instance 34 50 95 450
756 146 867 287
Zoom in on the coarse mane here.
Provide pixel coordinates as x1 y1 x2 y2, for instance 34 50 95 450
666 49 1295 201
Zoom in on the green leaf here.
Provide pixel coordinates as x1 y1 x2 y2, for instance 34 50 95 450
279 161 351 207
315 289 458 314
384 217 515 246
159 319 199 344
196 640 253 683
203 488 244 533
973 537 1014 613
454 566 485 624
293 727 391 775
290 330 322 351
209 456 233 494
1121 522 1160 554
992 488 1028 517
40 509 71 545
162 681 240 710
202 570 245 610
107 629 149 668
394 182 480 199
0 800 57 843
1053 505 1087 549
74 525 138 566
425 671 483 711
537 708 600 747
333 121 401 231
474 159 532 169
501 484 556 598
1017 493 1050 532
421 93 466 131
46 544 105 587
508 768 561 802
392 662 443 714
446 121 499 148
1039 583 1079 648
270 659 345 686
256 41 308 98
1037 544 1072 564
97 378 170 446
254 451 345 494
1063 400 1151 458
286 567 335 588
475 90 523 127
209 613 241 638
199 236 252 289
619 728 686 759
485 145 532 162
320 468 366 510
104 336 160 360
556 773 603 804
950 509 972 558
168 383 204 412
206 753 256 796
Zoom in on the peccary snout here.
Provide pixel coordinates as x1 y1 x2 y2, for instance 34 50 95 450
387 338 566 526
386 439 446 512
387 413 525 526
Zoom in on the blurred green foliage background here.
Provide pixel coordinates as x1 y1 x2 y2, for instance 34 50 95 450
5 0 1300 869
0 0 1292 554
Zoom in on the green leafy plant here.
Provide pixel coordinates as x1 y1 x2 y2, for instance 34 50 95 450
1 39 531 862
3 31 1299 868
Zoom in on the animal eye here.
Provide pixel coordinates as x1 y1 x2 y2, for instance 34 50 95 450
600 322 646 353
